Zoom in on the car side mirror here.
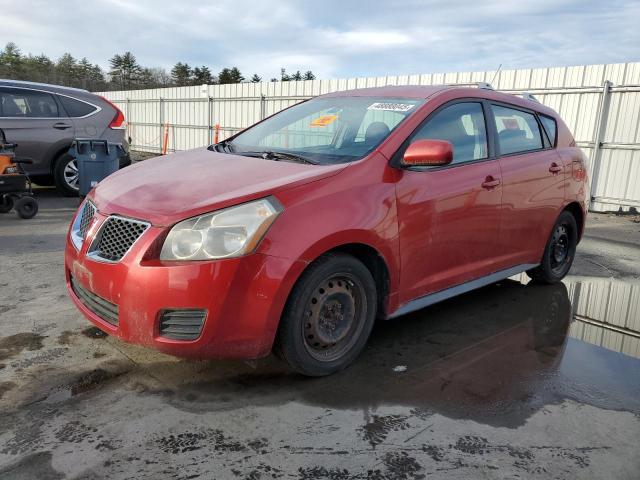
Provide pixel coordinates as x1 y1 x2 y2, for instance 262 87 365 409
402 139 453 167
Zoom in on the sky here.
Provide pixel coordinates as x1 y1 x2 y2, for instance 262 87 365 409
1 0 639 80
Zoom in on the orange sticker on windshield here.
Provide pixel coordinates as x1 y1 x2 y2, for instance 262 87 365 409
310 115 338 127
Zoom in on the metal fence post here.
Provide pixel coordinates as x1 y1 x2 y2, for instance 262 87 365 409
125 98 131 143
159 98 164 153
260 94 266 119
208 96 213 144
589 80 613 201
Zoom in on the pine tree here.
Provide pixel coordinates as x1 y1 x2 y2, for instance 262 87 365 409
171 62 192 86
0 42 24 79
218 67 244 84
250 73 262 83
303 70 316 81
192 66 213 85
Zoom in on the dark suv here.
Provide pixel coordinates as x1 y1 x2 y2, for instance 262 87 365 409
0 80 130 195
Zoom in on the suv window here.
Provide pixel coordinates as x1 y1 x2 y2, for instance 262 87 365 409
492 105 543 155
0 88 59 118
59 95 98 117
411 102 488 164
539 114 557 146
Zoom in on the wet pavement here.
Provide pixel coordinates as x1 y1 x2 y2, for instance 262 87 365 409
1 190 639 479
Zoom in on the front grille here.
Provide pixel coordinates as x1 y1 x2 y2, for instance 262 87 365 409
159 310 206 340
79 201 96 239
90 216 149 262
70 275 119 325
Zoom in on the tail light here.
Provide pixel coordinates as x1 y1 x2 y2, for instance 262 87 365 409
98 96 126 130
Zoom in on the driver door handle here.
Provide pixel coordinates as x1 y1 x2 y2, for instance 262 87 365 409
53 122 72 130
481 176 501 190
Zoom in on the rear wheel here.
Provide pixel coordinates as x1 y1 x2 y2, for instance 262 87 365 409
15 196 38 219
527 211 577 284
275 253 377 376
54 153 79 197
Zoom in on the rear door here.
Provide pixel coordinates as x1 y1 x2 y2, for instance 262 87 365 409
490 103 566 267
395 100 504 303
0 87 75 176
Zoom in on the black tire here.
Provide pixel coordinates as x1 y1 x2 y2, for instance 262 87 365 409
15 196 38 219
526 211 577 284
53 153 79 197
274 253 377 376
0 195 14 213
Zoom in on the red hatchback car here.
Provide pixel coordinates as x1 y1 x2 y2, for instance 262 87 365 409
65 85 588 376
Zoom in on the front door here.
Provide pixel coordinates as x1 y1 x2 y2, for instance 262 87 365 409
395 101 503 304
0 87 75 176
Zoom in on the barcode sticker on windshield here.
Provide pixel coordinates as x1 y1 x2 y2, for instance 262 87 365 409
367 102 415 112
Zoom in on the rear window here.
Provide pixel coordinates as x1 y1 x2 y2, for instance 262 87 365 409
539 115 557 146
492 105 543 155
0 87 59 118
59 95 98 117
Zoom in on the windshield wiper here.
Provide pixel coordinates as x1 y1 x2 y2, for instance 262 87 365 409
238 150 317 165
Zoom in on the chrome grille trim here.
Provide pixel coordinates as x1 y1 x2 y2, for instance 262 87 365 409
88 215 150 262
70 200 97 250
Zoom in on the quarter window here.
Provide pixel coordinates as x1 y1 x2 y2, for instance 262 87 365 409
539 114 557 146
493 105 543 155
0 88 59 118
410 102 488 164
59 95 98 117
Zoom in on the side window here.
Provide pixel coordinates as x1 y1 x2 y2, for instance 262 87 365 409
0 88 59 118
492 105 543 155
59 95 98 117
411 102 488 164
539 114 557 146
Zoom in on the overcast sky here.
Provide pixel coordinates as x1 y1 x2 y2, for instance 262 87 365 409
2 0 639 79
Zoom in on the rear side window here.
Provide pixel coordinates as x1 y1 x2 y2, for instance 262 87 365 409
410 102 488 165
0 88 59 118
539 115 557 146
492 105 543 155
58 95 98 117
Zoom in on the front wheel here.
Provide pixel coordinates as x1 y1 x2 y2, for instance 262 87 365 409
54 154 79 197
15 196 38 219
275 253 377 376
527 211 578 284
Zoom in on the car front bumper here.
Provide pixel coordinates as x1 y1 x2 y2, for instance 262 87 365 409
64 213 305 359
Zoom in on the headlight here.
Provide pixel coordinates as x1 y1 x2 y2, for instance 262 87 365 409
160 197 282 261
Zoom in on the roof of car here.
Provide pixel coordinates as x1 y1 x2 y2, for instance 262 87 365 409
0 79 89 94
321 84 557 115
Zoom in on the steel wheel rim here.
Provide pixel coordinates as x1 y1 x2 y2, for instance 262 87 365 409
302 273 366 362
64 159 79 190
550 224 570 273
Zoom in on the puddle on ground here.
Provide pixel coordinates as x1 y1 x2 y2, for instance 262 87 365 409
4 276 640 429
124 275 640 428
0 333 45 361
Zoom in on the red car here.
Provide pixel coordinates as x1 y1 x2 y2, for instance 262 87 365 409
65 85 588 376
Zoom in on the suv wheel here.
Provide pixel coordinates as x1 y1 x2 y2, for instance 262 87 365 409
275 253 377 376
527 211 578 284
54 153 79 197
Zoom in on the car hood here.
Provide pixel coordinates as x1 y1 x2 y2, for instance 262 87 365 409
91 148 347 226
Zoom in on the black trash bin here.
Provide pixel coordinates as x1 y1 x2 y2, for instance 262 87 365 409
69 139 123 196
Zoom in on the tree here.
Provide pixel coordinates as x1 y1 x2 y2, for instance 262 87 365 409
192 65 214 85
290 70 302 81
171 62 192 86
303 70 316 80
280 68 290 81
109 51 141 90
218 66 244 84
250 73 262 83
22 54 55 84
0 42 24 79
56 53 80 87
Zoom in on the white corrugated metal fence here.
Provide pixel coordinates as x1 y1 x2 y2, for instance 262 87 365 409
98 62 640 213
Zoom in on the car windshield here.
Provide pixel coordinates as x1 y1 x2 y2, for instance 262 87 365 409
219 96 424 164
